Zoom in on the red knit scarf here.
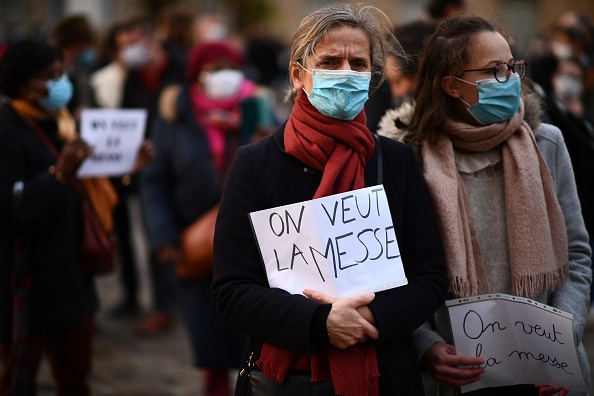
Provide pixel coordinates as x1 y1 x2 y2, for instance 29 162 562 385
256 92 378 396
284 92 375 198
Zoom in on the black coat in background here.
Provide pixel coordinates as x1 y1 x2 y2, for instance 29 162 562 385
0 104 98 343
211 125 448 395
543 94 594 236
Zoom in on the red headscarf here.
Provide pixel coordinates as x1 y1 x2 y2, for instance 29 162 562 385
185 40 244 81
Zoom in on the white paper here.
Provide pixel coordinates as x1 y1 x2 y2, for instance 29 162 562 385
249 185 408 298
446 294 588 393
77 109 147 177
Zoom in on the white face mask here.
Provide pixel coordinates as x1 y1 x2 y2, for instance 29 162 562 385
202 69 244 100
551 41 573 60
554 74 583 98
120 42 151 68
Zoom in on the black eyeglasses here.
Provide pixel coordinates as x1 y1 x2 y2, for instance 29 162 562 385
463 60 527 83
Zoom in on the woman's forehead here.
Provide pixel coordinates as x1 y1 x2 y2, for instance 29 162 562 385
310 26 370 58
466 31 512 67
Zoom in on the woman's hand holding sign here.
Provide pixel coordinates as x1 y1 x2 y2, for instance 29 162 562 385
303 289 378 349
421 342 485 387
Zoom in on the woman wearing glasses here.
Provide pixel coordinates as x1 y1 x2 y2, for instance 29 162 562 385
378 16 591 396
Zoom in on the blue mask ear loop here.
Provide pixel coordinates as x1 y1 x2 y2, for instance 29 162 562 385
296 62 313 96
451 75 476 108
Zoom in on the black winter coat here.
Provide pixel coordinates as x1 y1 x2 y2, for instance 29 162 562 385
140 86 225 252
211 125 448 395
0 104 98 342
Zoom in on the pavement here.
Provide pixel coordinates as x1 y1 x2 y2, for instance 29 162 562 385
35 197 594 395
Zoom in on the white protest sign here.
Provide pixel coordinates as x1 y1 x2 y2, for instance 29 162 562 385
249 185 407 298
446 294 588 393
77 109 147 177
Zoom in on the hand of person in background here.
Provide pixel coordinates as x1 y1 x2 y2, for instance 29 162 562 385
156 243 182 266
54 138 93 178
132 140 155 173
303 289 378 349
534 384 568 396
421 342 485 387
206 109 241 132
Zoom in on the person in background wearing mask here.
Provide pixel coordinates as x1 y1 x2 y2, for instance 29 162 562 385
89 22 130 110
108 16 186 333
385 15 591 395
365 20 437 134
374 19 437 137
211 4 448 395
0 40 98 396
52 14 99 120
540 57 594 315
156 4 195 66
141 40 275 396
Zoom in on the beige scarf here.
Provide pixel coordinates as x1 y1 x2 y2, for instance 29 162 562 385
422 102 568 298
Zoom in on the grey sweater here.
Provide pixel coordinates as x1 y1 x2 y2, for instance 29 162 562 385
411 123 592 395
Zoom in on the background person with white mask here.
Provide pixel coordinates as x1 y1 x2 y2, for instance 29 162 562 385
140 39 276 396
91 16 187 335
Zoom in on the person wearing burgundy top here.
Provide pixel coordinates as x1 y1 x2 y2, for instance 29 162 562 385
211 4 448 395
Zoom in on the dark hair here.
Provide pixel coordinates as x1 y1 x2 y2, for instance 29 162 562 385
392 20 438 76
407 16 498 145
426 0 464 20
0 40 59 99
53 14 93 48
157 4 194 50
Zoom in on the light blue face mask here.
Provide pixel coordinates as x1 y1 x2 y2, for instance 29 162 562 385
300 64 371 121
39 74 74 112
456 73 521 125
77 47 98 68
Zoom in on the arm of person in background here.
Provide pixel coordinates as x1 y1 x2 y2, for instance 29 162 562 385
131 140 155 174
0 127 92 228
538 124 591 396
139 118 180 265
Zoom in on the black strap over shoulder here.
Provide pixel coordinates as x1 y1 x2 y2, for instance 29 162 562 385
373 134 383 185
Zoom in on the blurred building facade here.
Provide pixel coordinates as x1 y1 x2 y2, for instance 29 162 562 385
1 0 593 57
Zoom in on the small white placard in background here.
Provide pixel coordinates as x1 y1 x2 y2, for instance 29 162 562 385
77 109 147 177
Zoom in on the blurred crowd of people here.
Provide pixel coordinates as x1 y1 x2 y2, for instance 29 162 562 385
526 11 594 281
0 4 282 396
0 0 592 395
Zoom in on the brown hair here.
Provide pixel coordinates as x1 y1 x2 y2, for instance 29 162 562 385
53 15 93 48
407 16 498 145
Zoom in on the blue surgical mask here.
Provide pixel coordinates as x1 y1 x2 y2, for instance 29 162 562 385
456 73 521 125
77 47 98 69
38 74 74 112
299 64 371 121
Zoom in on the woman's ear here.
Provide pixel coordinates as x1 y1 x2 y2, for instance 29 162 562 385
290 62 304 91
442 76 462 98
